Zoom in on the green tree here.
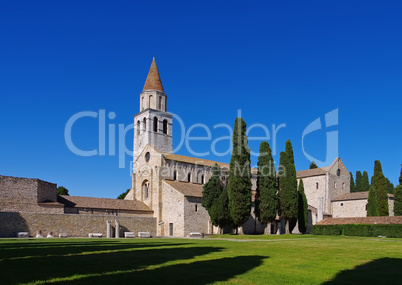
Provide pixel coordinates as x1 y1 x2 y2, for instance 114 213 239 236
310 161 318 169
355 171 362 192
371 160 389 216
202 164 224 211
209 188 233 231
117 189 130 199
349 172 356 193
394 185 402 216
255 141 278 228
278 140 298 234
385 178 394 194
57 186 69 195
399 166 402 185
297 179 308 234
227 117 252 231
361 171 370 192
367 186 379 216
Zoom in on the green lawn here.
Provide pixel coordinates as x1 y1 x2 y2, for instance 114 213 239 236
0 235 401 284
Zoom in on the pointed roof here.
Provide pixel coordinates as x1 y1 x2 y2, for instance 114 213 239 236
143 57 164 92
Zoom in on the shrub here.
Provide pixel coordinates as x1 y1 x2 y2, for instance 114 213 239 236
312 224 402 238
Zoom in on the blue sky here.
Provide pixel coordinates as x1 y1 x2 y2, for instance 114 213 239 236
0 0 401 198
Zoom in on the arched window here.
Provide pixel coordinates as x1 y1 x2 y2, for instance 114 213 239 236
201 174 204 184
316 182 319 189
163 119 168 134
159 96 162 109
142 180 149 200
187 173 191 182
141 97 144 110
149 95 153 109
173 170 177 181
153 117 158 132
143 118 146 131
195 204 198 212
137 120 140 135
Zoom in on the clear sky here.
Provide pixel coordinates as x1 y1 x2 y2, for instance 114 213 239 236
1 0 401 198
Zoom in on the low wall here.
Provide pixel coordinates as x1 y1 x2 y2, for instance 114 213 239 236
0 212 157 238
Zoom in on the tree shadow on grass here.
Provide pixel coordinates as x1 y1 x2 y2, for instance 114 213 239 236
0 244 223 285
59 255 267 285
323 258 402 285
0 240 188 260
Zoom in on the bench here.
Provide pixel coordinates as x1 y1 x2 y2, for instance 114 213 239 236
59 233 68 238
138 232 151 238
17 232 29 238
189 232 204 238
88 233 103 238
124 232 135 238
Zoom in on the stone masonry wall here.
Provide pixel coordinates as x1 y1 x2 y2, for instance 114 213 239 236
0 212 156 238
0 175 62 214
162 182 184 237
183 196 209 236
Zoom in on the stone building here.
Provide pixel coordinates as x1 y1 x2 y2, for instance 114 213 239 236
0 175 156 237
124 57 379 236
1 57 394 238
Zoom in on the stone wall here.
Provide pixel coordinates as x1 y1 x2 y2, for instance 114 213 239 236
0 212 156 238
326 159 350 214
183 196 210 236
332 197 394 218
0 175 62 214
162 181 184 237
332 199 368 218
299 175 326 212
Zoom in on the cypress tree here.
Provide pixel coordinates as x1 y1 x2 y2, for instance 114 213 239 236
278 140 298 234
202 164 223 211
227 117 252 231
361 171 370 192
367 186 379 216
399 166 402 185
385 178 394 194
209 188 233 231
255 141 278 228
355 171 362 192
310 161 318 169
394 185 402 216
371 160 389 216
349 172 356 193
297 179 308 234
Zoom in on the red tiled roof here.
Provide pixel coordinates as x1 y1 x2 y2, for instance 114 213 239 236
143 57 164 92
58 195 152 212
163 180 204 198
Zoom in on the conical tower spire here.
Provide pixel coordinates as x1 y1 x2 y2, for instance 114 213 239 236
143 57 164 92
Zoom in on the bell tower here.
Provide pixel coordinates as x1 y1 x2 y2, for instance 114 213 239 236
133 57 173 162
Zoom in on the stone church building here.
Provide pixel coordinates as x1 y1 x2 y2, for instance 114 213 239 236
0 58 394 238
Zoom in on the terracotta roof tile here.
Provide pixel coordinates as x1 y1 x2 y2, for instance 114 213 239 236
162 153 229 168
143 57 164 92
161 153 258 174
57 195 152 212
163 180 204 198
296 168 327 178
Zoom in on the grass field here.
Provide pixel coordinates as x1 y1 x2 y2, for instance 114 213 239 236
0 235 401 284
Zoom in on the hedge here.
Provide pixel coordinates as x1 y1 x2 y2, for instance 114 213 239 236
312 224 402 238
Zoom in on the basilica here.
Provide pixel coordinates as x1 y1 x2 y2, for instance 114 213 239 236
0 58 395 238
